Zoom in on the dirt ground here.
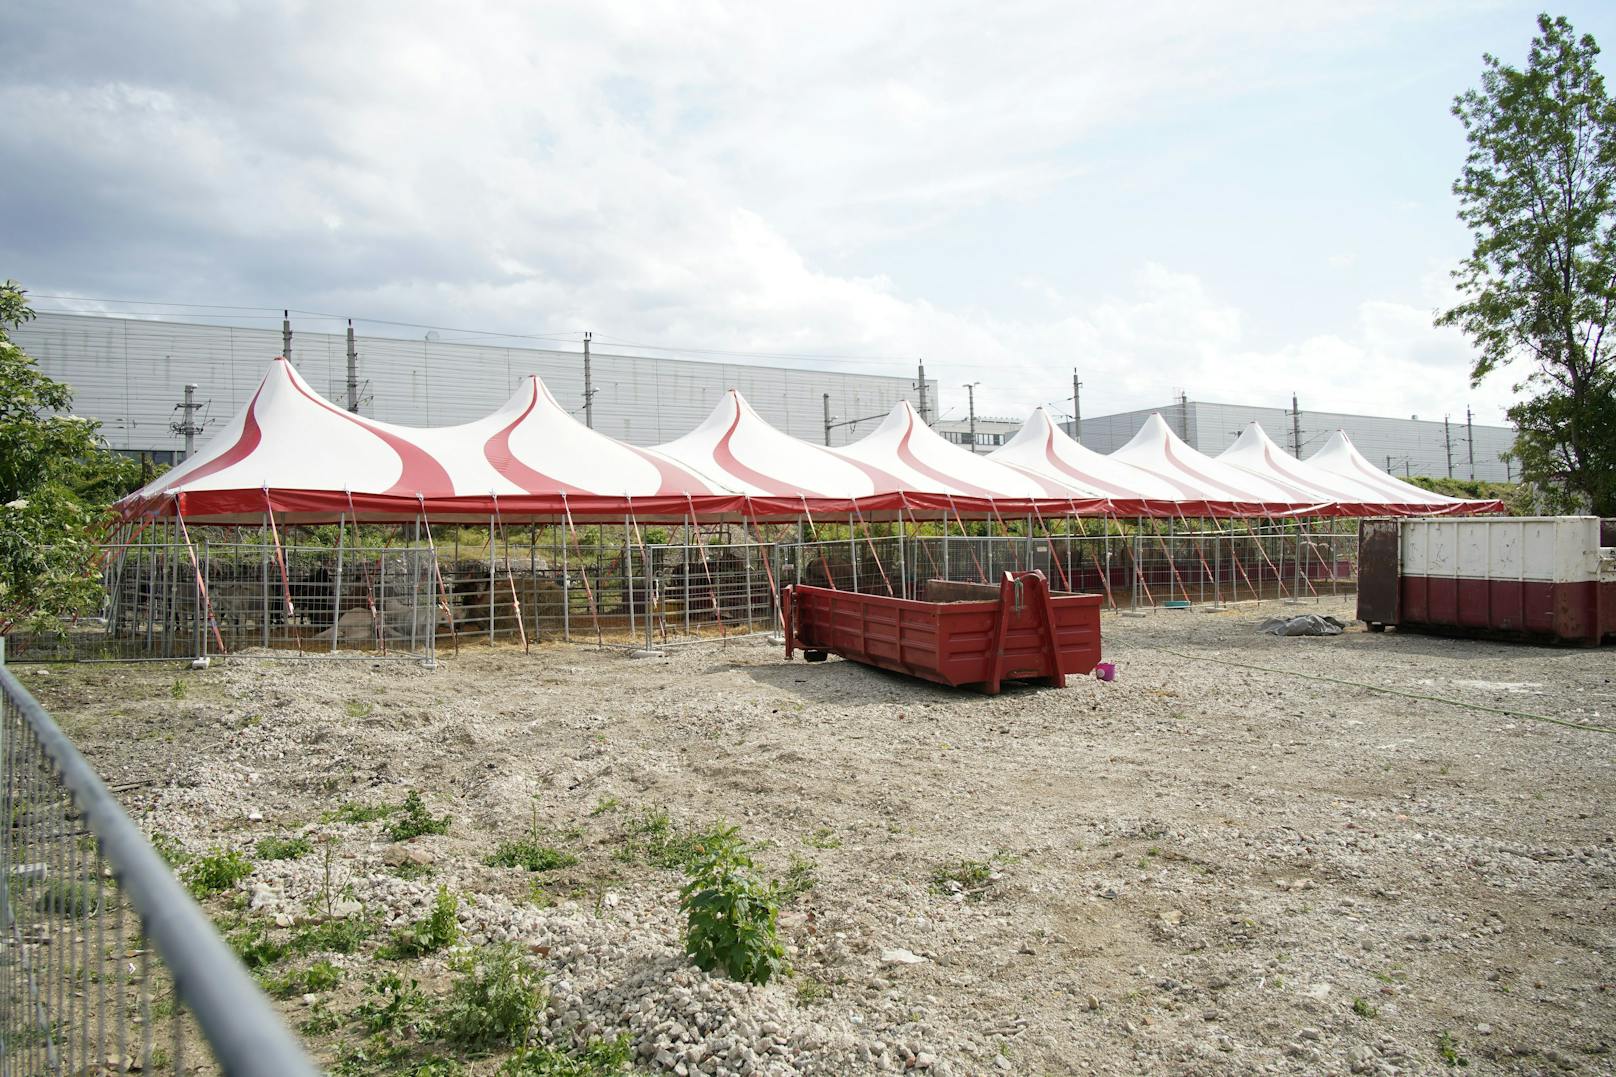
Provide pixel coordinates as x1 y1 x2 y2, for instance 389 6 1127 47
15 596 1616 1076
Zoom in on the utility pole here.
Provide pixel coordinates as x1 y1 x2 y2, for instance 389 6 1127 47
963 382 980 453
1465 405 1475 479
1291 392 1302 457
172 382 202 461
282 310 292 362
1177 390 1189 441
1443 414 1454 478
915 361 930 425
1503 455 1513 482
823 393 833 446
345 319 360 413
1071 370 1083 443
583 331 594 429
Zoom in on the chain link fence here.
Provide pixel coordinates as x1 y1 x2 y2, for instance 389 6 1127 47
0 667 316 1075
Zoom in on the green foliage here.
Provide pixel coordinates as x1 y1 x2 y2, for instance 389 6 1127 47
804 826 842 850
265 959 344 998
388 791 451 842
1352 996 1378 1019
437 943 545 1052
1436 1030 1470 1068
150 831 189 868
33 881 97 917
1402 475 1535 514
487 803 578 873
350 971 432 1035
930 857 997 899
1439 16 1616 514
380 886 459 958
618 805 704 869
228 923 288 970
184 848 254 898
289 916 375 956
0 280 145 634
498 1036 635 1076
169 678 187 700
256 834 314 861
679 825 785 986
778 854 817 903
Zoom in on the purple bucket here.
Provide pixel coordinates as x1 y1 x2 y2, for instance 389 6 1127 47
1094 662 1116 682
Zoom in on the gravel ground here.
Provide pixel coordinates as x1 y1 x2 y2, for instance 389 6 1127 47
16 596 1616 1076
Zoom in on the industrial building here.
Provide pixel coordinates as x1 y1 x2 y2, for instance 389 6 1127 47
1068 399 1517 482
932 416 1023 452
11 312 932 462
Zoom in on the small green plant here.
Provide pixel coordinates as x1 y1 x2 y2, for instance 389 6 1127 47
228 923 288 970
255 835 314 861
289 916 374 956
298 1001 341 1036
265 959 344 998
390 860 436 882
804 826 842 850
322 801 395 825
679 825 785 986
437 943 545 1051
1436 1031 1469 1068
345 701 374 718
388 791 451 842
498 1036 635 1075
486 802 578 873
184 848 254 898
778 854 817 902
1352 996 1378 1019
33 881 97 918
380 886 459 959
349 971 432 1035
170 678 187 700
618 805 706 870
150 831 189 868
795 977 831 1005
588 797 622 817
930 857 996 899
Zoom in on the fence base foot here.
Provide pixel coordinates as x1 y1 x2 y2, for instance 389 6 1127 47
629 648 666 659
1120 610 1149 618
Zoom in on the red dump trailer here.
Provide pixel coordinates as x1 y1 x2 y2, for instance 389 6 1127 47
781 570 1102 694
1358 516 1615 645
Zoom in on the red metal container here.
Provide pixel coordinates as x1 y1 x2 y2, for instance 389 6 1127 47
1358 516 1616 645
782 570 1102 694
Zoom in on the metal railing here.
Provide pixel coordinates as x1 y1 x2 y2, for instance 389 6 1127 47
0 668 317 1075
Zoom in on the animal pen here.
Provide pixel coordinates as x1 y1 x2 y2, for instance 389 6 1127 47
11 355 1503 662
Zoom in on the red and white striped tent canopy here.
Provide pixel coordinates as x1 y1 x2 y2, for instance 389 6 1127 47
117 358 1506 523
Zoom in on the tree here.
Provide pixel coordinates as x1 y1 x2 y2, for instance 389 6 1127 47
0 280 144 634
1438 13 1616 516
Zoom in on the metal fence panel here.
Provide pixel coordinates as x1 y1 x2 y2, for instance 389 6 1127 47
0 668 316 1075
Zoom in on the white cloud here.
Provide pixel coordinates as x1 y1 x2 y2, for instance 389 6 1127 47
0 0 1520 434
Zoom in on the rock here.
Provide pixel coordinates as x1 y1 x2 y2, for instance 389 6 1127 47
1475 1023 1492 1035
1299 1027 1321 1041
383 844 436 867
881 948 927 965
1085 994 1101 1011
915 1051 935 1069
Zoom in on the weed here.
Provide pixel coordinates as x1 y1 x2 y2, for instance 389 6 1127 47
795 977 831 1005
778 854 817 903
618 805 704 870
265 960 344 999
380 886 459 959
498 1036 635 1075
680 824 785 986
184 848 254 898
804 826 842 850
1436 1031 1469 1067
322 802 395 825
486 802 578 873
437 943 545 1052
149 831 189 868
170 678 186 700
1146 846 1162 858
228 923 288 970
930 857 997 899
588 797 622 817
298 1001 341 1036
1352 996 1378 1019
345 701 374 718
388 791 451 842
33 881 97 918
255 835 313 861
390 860 436 882
529 881 554 908
350 971 431 1035
289 916 374 956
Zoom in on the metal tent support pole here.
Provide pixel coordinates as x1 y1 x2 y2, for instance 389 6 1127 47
683 519 692 638
897 518 907 600
624 515 635 642
562 525 571 642
332 513 345 653
530 524 538 640
489 515 498 643
849 514 858 593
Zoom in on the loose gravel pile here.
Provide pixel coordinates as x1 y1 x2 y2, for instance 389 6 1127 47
19 596 1616 1075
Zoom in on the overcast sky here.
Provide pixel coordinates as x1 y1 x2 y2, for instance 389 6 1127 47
5 1 1614 428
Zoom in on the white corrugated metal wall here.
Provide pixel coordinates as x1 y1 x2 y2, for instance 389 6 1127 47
12 313 931 459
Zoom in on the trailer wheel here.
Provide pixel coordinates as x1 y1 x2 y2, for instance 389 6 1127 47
804 649 828 662
1368 622 1386 633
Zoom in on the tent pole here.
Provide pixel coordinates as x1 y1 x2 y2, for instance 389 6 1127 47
332 511 345 653
848 514 858 593
559 493 602 647
562 520 571 642
683 516 691 636
494 497 528 654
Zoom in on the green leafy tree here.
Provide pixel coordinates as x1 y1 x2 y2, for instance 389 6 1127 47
0 280 143 634
1438 14 1616 515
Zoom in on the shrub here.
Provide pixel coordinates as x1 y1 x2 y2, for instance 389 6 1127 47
256 835 313 861
380 886 459 959
487 803 578 873
679 825 785 986
228 923 288 970
149 831 189 868
499 1036 635 1075
289 916 374 956
618 805 704 870
350 971 432 1035
265 959 344 999
184 848 254 898
389 792 451 842
438 944 544 1052
322 802 395 825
